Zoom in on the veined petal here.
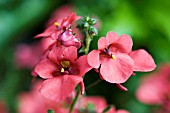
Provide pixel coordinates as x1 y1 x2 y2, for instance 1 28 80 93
34 59 57 79
129 49 156 72
98 37 108 50
100 53 134 83
87 50 100 68
61 13 77 28
49 46 77 64
76 55 92 77
51 32 60 40
106 32 119 44
41 37 56 52
48 46 63 64
64 46 78 62
114 34 133 53
40 75 82 102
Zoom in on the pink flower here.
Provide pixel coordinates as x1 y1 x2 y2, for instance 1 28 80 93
136 64 170 110
88 32 134 83
35 13 79 39
76 96 108 113
88 32 156 84
75 96 129 113
36 13 82 49
58 28 81 48
34 46 92 102
129 49 156 72
46 5 74 26
15 42 42 69
18 81 71 113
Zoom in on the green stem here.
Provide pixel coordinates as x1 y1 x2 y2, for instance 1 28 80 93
69 85 80 113
86 79 102 90
84 31 92 55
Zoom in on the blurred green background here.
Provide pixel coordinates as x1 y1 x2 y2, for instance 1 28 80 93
0 0 170 113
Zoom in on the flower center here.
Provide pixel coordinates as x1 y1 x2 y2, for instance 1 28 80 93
60 68 65 73
104 47 116 60
60 61 70 73
54 22 61 30
60 61 70 68
54 22 59 26
111 54 116 60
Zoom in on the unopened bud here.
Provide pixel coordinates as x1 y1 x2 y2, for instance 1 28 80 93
84 16 90 22
84 22 89 28
89 18 97 25
88 26 98 36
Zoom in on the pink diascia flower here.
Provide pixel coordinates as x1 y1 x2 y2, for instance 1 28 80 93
88 32 156 84
18 81 72 113
35 13 81 49
75 96 129 113
34 46 92 102
15 42 42 69
136 64 170 111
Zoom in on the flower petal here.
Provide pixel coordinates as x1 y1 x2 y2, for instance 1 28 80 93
136 81 163 104
51 32 60 40
87 50 100 68
34 59 57 79
116 84 128 91
40 75 82 102
79 81 85 94
100 53 134 83
41 37 56 52
35 25 56 38
98 37 108 50
106 32 119 44
76 55 92 76
129 49 156 72
61 13 78 29
63 46 78 62
79 96 108 113
114 34 133 53
49 46 77 64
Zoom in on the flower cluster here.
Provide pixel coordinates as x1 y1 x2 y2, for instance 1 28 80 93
18 81 129 113
30 8 156 112
136 64 170 113
88 32 156 85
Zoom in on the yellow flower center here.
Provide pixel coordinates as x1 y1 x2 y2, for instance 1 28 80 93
54 22 59 26
61 68 65 72
111 54 116 60
60 61 70 68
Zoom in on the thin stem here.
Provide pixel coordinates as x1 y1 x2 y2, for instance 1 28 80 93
69 86 80 113
84 31 92 55
86 79 102 90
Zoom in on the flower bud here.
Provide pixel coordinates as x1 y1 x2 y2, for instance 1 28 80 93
84 16 90 22
84 22 89 28
58 29 81 48
89 18 97 25
88 26 98 36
